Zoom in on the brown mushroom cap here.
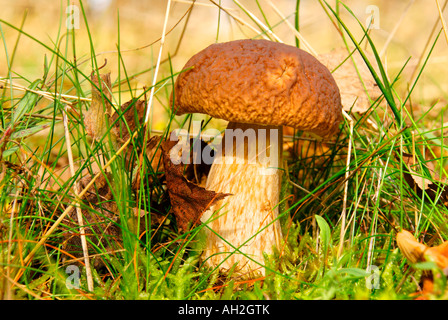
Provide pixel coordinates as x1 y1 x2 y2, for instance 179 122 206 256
172 39 343 138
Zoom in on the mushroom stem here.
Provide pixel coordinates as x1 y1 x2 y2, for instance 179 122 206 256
201 122 284 277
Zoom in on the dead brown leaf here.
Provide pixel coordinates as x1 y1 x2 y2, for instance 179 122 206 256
318 47 382 114
62 172 168 267
110 99 145 146
161 138 229 233
398 151 448 206
84 72 113 141
131 134 164 192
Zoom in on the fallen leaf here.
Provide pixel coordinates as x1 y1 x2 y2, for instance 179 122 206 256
161 137 229 233
397 151 448 206
131 134 164 192
183 137 214 187
318 47 382 114
110 98 146 146
62 172 168 267
84 71 113 141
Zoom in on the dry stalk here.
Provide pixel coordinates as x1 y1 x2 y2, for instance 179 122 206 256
410 0 448 84
5 187 21 300
175 0 234 10
338 110 354 258
144 0 173 125
263 0 317 56
0 78 90 105
233 0 282 42
208 0 271 40
436 0 448 45
379 0 415 58
62 106 94 292
366 167 383 268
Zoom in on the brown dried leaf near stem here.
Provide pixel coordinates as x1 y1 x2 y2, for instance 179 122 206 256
84 72 113 141
397 151 448 206
131 134 164 192
85 70 161 175
62 171 169 267
110 98 146 155
160 138 229 233
317 47 382 114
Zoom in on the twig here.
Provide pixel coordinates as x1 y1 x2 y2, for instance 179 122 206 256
263 0 317 56
0 78 90 105
379 0 415 58
144 0 173 125
338 110 353 258
233 0 282 42
436 0 448 45
174 0 234 10
62 106 94 292
410 0 448 84
5 187 21 300
208 0 270 40
366 168 383 268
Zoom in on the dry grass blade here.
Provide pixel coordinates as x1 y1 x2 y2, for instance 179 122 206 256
5 187 21 300
263 0 317 55
436 0 448 45
0 78 90 105
338 111 354 258
410 0 448 83
208 0 270 40
63 106 94 292
233 0 282 42
379 0 415 57
144 0 173 125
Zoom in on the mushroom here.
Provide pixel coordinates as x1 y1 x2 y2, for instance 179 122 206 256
172 39 343 277
397 230 448 267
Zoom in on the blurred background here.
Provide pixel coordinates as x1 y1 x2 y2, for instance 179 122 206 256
0 0 447 130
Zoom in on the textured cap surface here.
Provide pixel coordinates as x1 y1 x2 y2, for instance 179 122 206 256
172 39 343 137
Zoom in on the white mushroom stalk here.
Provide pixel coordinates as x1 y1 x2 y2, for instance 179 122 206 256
201 122 283 277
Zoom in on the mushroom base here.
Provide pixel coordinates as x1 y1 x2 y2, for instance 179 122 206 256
201 122 283 278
